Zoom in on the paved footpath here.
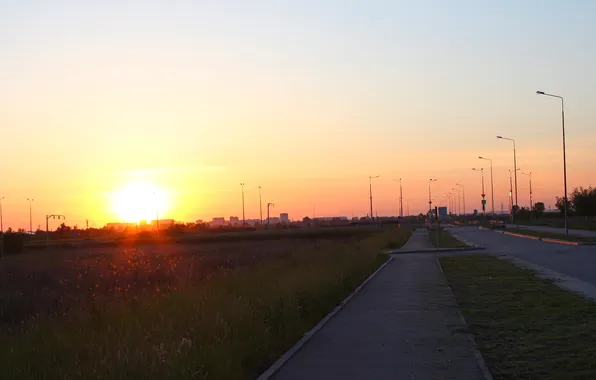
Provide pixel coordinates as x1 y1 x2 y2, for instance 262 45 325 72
400 228 435 250
272 253 486 380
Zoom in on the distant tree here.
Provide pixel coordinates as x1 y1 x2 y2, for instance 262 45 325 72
302 216 311 223
570 187 596 216
555 196 570 215
517 207 531 220
533 202 545 218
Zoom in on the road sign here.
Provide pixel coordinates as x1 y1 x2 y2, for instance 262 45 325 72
481 200 487 205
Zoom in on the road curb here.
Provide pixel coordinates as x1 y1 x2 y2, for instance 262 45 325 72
478 227 588 246
498 255 596 302
256 255 394 380
385 247 485 254
436 258 494 380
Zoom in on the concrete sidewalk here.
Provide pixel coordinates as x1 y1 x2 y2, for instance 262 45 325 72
271 254 487 380
401 228 434 250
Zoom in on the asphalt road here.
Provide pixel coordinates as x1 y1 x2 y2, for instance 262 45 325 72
453 227 596 286
505 224 596 237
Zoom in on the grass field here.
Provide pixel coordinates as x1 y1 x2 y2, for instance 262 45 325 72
440 255 596 379
504 227 596 243
428 228 467 248
0 226 408 379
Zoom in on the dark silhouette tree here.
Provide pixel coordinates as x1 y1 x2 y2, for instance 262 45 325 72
533 202 545 218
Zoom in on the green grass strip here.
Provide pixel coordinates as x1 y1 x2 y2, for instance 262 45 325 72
440 255 596 380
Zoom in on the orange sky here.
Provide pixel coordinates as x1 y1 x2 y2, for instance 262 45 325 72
1 1 596 230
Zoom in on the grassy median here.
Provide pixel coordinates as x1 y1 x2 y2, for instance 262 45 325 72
440 255 596 379
0 227 407 379
428 228 467 248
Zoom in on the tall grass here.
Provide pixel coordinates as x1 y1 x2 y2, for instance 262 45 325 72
0 227 401 379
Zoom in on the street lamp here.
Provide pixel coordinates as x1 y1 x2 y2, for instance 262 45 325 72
456 183 466 216
393 178 403 217
26 198 34 233
478 156 495 217
472 168 485 215
452 187 461 216
0 197 4 232
258 186 263 225
369 175 380 219
497 136 519 217
240 183 245 226
537 90 568 236
522 172 533 219
429 178 438 214
267 202 275 231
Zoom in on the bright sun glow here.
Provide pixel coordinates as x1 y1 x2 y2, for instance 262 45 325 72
110 182 169 223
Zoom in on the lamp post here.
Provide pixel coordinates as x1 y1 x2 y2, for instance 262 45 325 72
456 183 466 216
369 175 380 219
522 172 533 219
537 90 568 236
472 168 485 215
478 156 495 216
497 136 518 222
258 186 263 225
428 178 438 215
267 202 275 231
452 187 461 216
240 183 245 226
0 197 4 232
26 198 34 233
508 169 514 217
393 178 403 217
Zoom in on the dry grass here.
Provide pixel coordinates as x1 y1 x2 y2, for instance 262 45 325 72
0 227 403 379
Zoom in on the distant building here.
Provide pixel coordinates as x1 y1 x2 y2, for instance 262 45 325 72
280 213 289 223
211 217 225 226
152 219 175 230
230 216 240 225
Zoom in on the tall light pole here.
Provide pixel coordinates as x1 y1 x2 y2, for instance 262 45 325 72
0 197 4 232
497 136 518 213
478 157 495 216
258 186 263 225
456 183 466 216
153 191 159 235
240 183 245 226
522 172 533 219
428 178 438 215
267 202 275 231
26 198 34 233
452 187 461 215
472 168 485 215
369 175 380 219
392 178 403 217
508 169 514 216
537 90 568 237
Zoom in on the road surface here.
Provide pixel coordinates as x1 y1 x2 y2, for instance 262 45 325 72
452 227 596 286
506 224 596 238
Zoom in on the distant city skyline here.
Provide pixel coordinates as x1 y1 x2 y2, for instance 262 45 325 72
1 1 595 230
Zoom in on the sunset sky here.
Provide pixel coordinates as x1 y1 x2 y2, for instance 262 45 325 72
1 1 596 229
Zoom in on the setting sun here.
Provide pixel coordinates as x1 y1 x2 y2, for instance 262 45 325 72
110 182 169 223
